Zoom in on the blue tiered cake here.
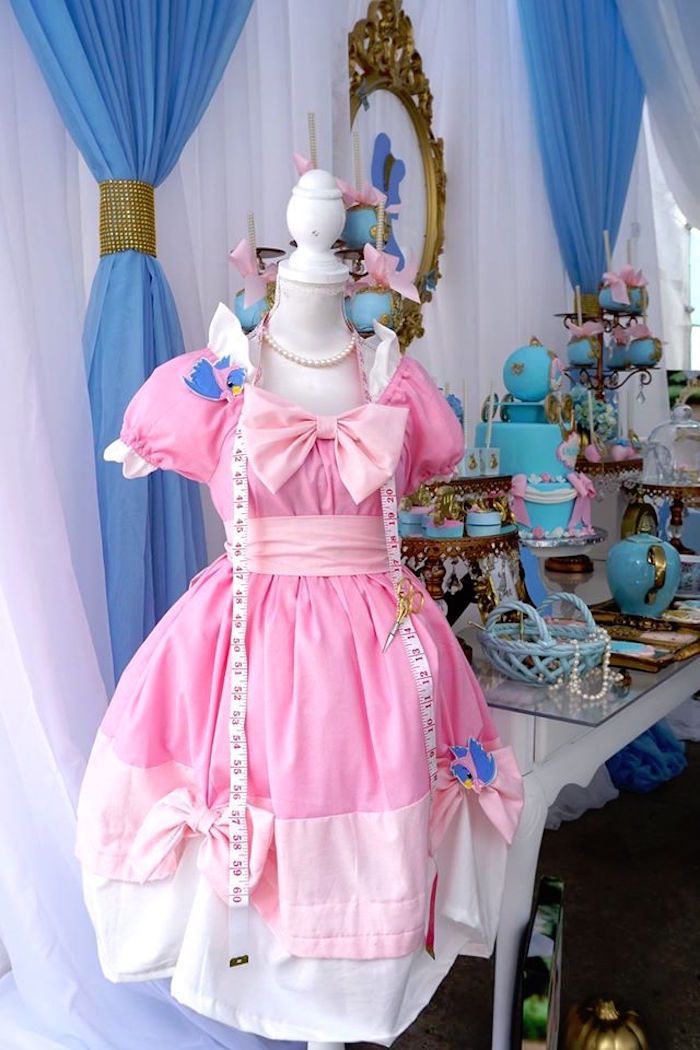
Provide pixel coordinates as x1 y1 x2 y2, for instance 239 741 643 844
475 340 596 539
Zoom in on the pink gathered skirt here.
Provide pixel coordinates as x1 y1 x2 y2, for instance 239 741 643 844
77 513 521 960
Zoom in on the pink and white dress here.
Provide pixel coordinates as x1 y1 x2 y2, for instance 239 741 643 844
76 310 523 1044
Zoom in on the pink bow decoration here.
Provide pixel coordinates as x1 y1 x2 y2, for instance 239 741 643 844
619 263 647 288
229 239 277 309
627 322 653 342
243 385 409 505
431 745 523 849
567 320 604 339
602 264 648 305
128 787 273 902
293 152 314 176
354 244 420 303
336 177 387 209
612 323 653 346
567 471 596 529
510 474 530 526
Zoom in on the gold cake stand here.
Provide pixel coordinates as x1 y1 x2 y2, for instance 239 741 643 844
401 525 527 624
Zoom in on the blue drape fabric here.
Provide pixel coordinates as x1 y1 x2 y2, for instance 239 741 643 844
607 720 687 792
518 0 644 292
11 0 252 678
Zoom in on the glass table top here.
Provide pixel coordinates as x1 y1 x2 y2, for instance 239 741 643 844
471 651 693 727
461 558 700 727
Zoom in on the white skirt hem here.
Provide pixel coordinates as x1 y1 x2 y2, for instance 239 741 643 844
82 795 508 1042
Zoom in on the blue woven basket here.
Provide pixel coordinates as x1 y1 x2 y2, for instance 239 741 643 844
480 592 608 686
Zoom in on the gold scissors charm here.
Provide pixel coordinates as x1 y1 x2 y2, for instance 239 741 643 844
383 578 424 652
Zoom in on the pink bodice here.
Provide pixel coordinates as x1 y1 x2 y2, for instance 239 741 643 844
118 349 464 524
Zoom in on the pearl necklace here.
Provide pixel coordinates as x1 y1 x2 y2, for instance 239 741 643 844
546 630 623 702
263 329 356 369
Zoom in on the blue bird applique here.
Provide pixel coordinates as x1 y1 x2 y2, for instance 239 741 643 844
449 738 497 793
184 356 246 401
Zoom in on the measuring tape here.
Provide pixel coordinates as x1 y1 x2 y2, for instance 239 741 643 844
379 479 437 788
227 422 250 967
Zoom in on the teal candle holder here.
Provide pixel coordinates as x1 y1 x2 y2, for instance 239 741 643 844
627 336 662 366
233 285 274 333
341 205 392 250
344 286 402 334
598 285 648 315
567 336 601 366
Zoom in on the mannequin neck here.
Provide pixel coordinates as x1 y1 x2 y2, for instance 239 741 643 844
267 275 350 354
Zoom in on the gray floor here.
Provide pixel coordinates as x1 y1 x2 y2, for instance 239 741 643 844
368 742 700 1049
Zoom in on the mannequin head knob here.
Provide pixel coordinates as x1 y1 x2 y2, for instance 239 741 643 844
285 169 347 280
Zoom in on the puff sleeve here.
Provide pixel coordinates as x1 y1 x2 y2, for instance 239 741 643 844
105 350 240 485
392 358 464 495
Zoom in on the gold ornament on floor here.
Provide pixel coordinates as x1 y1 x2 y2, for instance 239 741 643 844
565 999 650 1050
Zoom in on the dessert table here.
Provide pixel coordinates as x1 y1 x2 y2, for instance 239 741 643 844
463 562 699 1050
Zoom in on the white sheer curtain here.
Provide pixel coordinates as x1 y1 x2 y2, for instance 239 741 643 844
618 0 700 233
615 114 671 435
0 4 296 1048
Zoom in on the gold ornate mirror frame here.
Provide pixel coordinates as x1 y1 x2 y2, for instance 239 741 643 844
349 0 446 348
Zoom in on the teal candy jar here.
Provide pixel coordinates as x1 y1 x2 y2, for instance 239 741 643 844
342 205 392 250
598 284 648 315
233 287 273 333
502 338 562 403
627 335 662 366
606 533 681 617
345 286 401 334
567 336 600 366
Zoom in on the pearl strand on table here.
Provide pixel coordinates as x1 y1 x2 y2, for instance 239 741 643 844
263 329 356 368
546 630 622 702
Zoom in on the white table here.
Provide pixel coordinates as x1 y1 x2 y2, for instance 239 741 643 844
466 566 699 1050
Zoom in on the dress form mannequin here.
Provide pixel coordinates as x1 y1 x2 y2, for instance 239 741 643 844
267 171 353 1050
261 170 365 415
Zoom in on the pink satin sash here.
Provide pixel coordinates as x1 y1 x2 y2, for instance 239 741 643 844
225 515 390 576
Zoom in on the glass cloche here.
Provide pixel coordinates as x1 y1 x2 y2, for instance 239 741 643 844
643 404 700 483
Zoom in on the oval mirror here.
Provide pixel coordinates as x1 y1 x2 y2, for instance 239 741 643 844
349 0 446 348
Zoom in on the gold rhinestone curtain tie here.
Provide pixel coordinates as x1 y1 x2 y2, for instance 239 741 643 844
99 179 156 257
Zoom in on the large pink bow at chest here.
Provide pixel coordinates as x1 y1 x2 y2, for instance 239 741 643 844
243 386 409 504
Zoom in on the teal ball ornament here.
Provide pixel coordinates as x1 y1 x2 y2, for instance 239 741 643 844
503 339 561 403
344 286 401 335
342 205 392 251
627 336 662 367
233 288 271 333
